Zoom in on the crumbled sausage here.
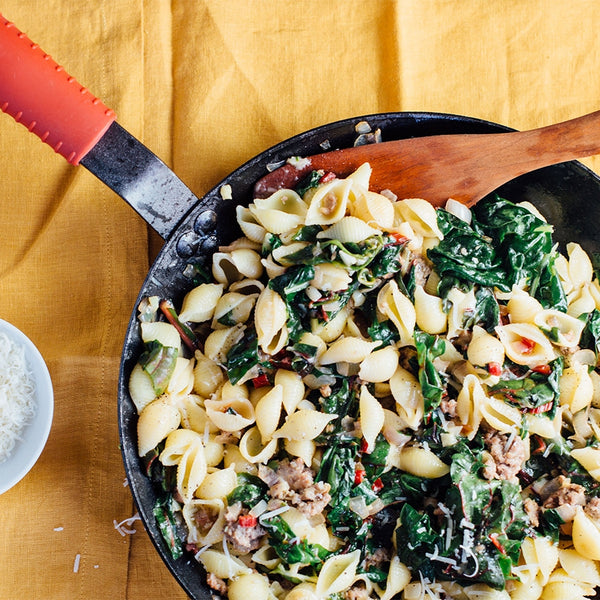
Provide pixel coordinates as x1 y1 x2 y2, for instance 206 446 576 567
585 496 600 520
259 458 331 518
344 581 370 600
223 504 266 553
206 572 228 595
363 546 391 570
541 476 586 509
411 256 432 288
481 428 526 481
439 397 458 419
523 497 541 527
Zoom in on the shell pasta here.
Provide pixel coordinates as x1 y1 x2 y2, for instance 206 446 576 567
130 163 600 599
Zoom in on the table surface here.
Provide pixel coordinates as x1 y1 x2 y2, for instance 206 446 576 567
1 1 600 598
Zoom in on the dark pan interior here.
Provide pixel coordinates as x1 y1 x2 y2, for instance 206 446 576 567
118 112 600 600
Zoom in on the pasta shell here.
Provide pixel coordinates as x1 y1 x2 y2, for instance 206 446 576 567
467 325 505 368
196 465 238 499
495 322 556 367
351 190 395 229
393 198 443 240
414 285 447 334
456 374 486 439
520 535 559 586
480 396 522 433
311 306 350 343
137 396 181 456
179 283 224 323
359 385 385 453
223 443 257 475
211 291 258 329
250 189 307 234
310 263 352 292
389 366 424 430
316 216 380 243
212 248 263 285
255 287 289 355
377 280 416 346
558 547 600 586
228 573 270 600
140 321 180 348
572 508 600 561
395 446 450 478
316 550 361 598
346 162 372 190
305 178 352 225
570 447 600 481
204 324 245 364
506 287 543 324
236 205 267 243
282 583 319 600
198 549 252 579
379 556 411 600
178 394 218 435
238 426 278 463
193 350 224 397
182 498 226 546
128 363 158 413
534 308 585 348
358 345 399 383
319 336 381 365
275 369 305 414
273 409 337 441
255 384 284 442
567 242 594 288
229 278 265 296
560 361 594 413
568 283 597 318
204 395 255 432
166 357 194 397
284 439 316 467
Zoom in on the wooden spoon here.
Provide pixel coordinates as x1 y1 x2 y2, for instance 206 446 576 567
254 111 600 207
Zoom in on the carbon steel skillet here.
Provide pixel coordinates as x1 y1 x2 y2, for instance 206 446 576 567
3 13 600 600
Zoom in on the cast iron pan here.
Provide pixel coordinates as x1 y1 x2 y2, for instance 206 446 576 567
2 13 600 600
118 111 600 599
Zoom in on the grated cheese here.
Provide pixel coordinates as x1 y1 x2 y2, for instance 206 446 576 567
113 513 141 536
73 553 81 574
0 332 36 462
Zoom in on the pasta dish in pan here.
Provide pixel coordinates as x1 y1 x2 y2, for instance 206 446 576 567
129 163 600 599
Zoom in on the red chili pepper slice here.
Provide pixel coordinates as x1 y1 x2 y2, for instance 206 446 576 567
487 362 502 376
532 364 552 375
238 514 258 528
360 438 369 454
371 478 384 493
319 171 337 184
354 468 366 486
252 373 270 388
489 532 506 554
517 337 536 354
530 401 553 414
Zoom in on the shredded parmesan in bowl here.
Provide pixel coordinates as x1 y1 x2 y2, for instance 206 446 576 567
0 320 53 494
0 332 36 462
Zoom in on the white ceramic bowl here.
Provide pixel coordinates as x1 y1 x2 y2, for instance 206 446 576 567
0 319 53 494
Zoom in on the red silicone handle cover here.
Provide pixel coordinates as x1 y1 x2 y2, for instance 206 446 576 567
0 15 116 164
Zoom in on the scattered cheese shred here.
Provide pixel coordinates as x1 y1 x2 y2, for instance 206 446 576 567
0 332 36 462
113 513 141 536
73 553 81 573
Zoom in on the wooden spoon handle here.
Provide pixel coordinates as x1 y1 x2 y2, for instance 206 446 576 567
254 110 600 206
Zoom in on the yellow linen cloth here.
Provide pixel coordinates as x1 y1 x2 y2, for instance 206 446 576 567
0 1 599 598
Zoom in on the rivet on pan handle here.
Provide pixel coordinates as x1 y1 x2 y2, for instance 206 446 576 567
0 14 116 165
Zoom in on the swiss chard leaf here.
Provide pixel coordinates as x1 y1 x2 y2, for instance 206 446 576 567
227 473 268 508
260 514 330 566
414 330 446 419
153 494 184 560
225 330 261 385
488 357 563 418
139 341 179 395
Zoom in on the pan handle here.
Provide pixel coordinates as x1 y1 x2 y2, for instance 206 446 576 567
0 14 116 165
